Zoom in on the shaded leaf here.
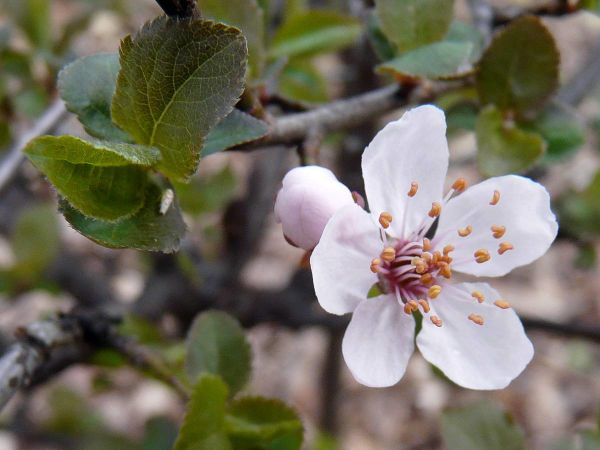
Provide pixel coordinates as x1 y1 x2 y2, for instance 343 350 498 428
476 16 559 114
142 416 179 450
202 109 269 157
225 397 303 450
278 59 329 104
112 17 247 181
175 165 237 215
556 171 600 239
58 53 131 142
24 136 159 221
199 0 266 77
269 11 361 60
476 105 545 176
374 0 454 53
365 11 396 62
11 0 51 49
173 374 231 450
60 180 186 253
441 401 525 450
185 310 251 396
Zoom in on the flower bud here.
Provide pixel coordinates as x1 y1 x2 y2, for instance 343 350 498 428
274 166 353 250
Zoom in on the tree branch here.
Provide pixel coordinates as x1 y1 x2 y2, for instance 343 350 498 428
154 0 199 18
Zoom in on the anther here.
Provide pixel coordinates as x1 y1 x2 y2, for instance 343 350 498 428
458 225 472 237
438 263 452 279
474 249 491 263
452 178 467 192
407 300 419 312
490 190 500 205
498 242 514 255
379 212 393 229
443 244 455 256
430 315 443 327
491 225 506 239
468 314 485 325
494 300 511 309
418 299 431 313
471 291 485 303
408 182 419 197
421 252 433 263
422 238 432 251
432 251 441 265
403 303 413 315
370 258 381 273
420 273 434 285
428 285 442 299
381 247 396 262
428 202 442 218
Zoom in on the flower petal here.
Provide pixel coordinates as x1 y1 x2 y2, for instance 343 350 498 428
416 282 533 390
362 105 449 238
435 175 558 277
311 203 381 315
342 296 415 387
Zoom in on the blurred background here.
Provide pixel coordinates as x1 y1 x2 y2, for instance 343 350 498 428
2 0 600 449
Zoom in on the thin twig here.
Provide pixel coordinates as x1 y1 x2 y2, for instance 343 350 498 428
467 0 493 42
556 40 600 107
0 99 67 194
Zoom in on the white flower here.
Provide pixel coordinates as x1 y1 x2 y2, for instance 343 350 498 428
310 105 558 389
275 166 354 250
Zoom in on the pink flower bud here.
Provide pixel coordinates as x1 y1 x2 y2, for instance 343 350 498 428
274 166 353 250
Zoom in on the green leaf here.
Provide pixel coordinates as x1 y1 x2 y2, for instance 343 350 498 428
374 0 454 53
225 397 303 450
365 12 396 62
24 136 159 221
175 165 237 215
58 53 131 142
199 0 266 78
11 204 59 281
185 310 251 396
112 17 247 181
269 11 361 60
60 180 187 253
202 109 269 157
525 105 585 162
142 417 178 450
476 16 559 114
441 401 525 450
556 171 600 239
173 374 231 450
476 105 545 176
582 0 600 14
11 0 51 49
278 59 329 105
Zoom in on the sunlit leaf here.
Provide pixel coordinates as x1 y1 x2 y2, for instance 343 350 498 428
476 105 545 176
112 17 247 181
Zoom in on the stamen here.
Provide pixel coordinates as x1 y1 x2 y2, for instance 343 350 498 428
494 300 511 309
490 190 500 205
452 178 467 192
370 258 381 273
430 315 443 327
428 285 442 299
403 303 413 315
432 251 442 265
418 299 430 313
458 225 472 237
474 249 491 263
407 300 419 312
420 273 434 285
421 252 433 263
381 247 396 262
422 237 432 251
468 313 485 325
471 291 485 303
443 244 455 256
379 212 393 229
491 225 506 239
438 263 452 279
498 242 514 255
428 202 442 218
408 182 419 197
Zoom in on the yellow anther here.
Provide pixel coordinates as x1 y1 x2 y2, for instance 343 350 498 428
370 258 381 273
468 313 485 325
443 244 455 256
418 299 431 313
458 225 473 237
407 300 419 312
415 264 427 274
422 237 432 251
428 202 442 218
452 177 467 192
379 212 393 229
494 300 511 309
403 303 413 315
471 291 485 303
420 273 434 285
428 285 442 299
432 251 442 265
474 249 491 263
490 190 500 205
421 252 433 263
491 225 506 239
438 263 452 279
430 315 443 327
498 242 514 255
408 181 419 197
381 247 396 262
